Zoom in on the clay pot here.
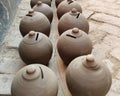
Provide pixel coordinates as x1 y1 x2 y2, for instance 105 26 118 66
30 0 51 8
57 28 92 65
55 0 64 7
19 9 50 37
57 0 82 19
33 1 53 23
58 8 89 35
66 54 112 96
11 64 58 96
19 31 53 65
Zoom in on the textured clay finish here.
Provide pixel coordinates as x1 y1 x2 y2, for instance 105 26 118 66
19 9 50 37
19 31 53 65
58 8 89 35
55 0 64 7
66 54 112 96
57 0 82 19
57 28 92 65
30 0 51 7
33 1 53 23
11 64 58 96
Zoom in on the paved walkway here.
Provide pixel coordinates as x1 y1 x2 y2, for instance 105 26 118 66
0 0 120 96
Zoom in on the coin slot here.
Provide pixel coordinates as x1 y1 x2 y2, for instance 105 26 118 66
66 34 76 39
76 13 80 18
36 33 39 41
68 1 73 4
26 14 33 17
39 67 44 79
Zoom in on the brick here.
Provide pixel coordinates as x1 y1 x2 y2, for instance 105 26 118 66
0 74 14 96
88 6 120 17
103 59 114 74
110 47 120 61
102 35 120 48
111 79 120 93
107 91 120 96
91 13 120 27
98 23 120 37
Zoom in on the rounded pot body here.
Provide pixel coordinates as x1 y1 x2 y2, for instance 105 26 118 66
11 64 58 96
55 0 64 7
57 28 92 65
30 0 51 7
58 9 89 35
19 31 53 65
33 1 53 23
57 0 82 19
66 54 112 96
19 10 50 37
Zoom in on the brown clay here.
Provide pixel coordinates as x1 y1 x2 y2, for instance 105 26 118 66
57 0 82 19
66 54 112 96
19 9 50 37
33 1 53 23
55 0 64 7
30 0 51 7
57 28 92 65
58 8 89 35
11 64 58 96
19 31 53 65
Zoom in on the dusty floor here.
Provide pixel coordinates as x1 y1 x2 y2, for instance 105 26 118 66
0 0 120 96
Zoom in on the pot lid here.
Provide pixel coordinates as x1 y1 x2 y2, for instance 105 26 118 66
23 31 43 45
22 65 41 81
83 54 100 70
66 28 82 38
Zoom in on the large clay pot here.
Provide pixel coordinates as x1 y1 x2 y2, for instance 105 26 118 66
58 8 89 35
11 64 58 96
57 28 92 65
33 1 53 23
66 54 112 96
57 0 82 19
19 31 53 65
30 0 51 7
19 9 50 37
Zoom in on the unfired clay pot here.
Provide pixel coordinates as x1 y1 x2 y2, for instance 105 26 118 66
55 0 64 7
66 54 112 96
11 64 58 96
33 1 53 23
57 0 82 19
57 28 92 65
19 31 53 65
19 9 50 37
58 8 89 35
30 0 51 7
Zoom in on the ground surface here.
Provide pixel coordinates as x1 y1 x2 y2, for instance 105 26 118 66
0 0 120 96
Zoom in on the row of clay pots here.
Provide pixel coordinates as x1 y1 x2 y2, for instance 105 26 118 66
55 1 112 96
11 1 58 96
11 0 112 96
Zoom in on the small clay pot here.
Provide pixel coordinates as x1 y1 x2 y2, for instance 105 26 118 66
33 1 53 23
11 64 58 96
30 0 51 7
19 9 50 37
57 0 82 19
66 54 112 96
58 8 89 35
57 28 92 65
19 31 53 65
55 0 63 7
